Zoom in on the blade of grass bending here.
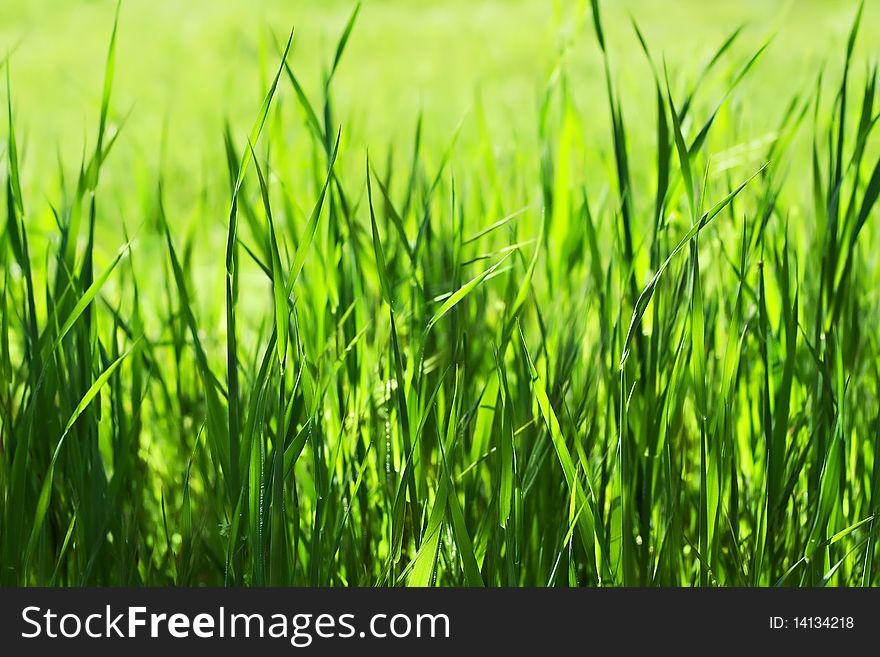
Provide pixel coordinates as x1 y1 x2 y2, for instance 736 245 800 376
463 207 528 244
427 251 513 333
327 2 361 87
681 25 745 119
688 39 772 157
25 344 137 570
620 165 766 369
48 243 130 358
819 530 874 587
231 30 293 200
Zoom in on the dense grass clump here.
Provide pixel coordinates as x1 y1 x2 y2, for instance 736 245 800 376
2 1 880 586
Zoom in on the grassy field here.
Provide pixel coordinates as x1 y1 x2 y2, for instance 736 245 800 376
2 0 880 586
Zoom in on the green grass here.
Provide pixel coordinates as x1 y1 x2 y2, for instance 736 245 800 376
2 0 880 586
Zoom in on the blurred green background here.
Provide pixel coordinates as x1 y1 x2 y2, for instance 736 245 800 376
3 0 875 334
1 0 877 205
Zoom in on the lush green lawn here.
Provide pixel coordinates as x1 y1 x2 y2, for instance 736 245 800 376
2 0 880 586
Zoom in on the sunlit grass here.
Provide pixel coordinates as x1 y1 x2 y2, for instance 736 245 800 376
2 0 880 586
